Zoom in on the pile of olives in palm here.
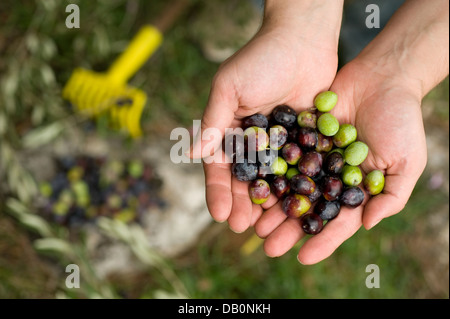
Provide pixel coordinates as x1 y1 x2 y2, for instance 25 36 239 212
37 156 165 228
226 91 385 235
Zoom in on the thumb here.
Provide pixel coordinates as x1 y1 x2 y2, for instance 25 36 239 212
362 171 419 230
188 75 238 159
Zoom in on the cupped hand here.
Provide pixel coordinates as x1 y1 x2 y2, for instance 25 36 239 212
194 22 340 233
255 59 427 264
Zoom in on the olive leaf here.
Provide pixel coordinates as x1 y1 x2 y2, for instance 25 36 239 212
0 110 7 136
6 197 53 237
33 238 75 258
40 64 56 86
97 217 189 298
22 121 64 149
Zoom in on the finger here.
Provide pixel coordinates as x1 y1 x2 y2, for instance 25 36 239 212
228 177 253 233
362 173 416 230
254 201 287 238
250 193 278 226
263 217 305 257
203 160 233 223
189 74 238 159
360 147 426 230
261 193 279 210
250 203 263 227
297 206 363 265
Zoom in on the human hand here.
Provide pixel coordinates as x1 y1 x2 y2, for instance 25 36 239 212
255 59 427 264
192 0 344 233
255 0 448 264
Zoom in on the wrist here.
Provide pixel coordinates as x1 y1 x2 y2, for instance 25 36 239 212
262 0 344 51
351 54 424 103
354 0 449 99
347 57 424 109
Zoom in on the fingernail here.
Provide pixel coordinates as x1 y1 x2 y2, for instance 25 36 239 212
296 255 305 265
230 227 244 234
215 217 226 224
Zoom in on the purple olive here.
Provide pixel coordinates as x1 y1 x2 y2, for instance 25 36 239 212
287 126 299 143
297 110 317 129
249 179 271 205
307 185 322 203
290 174 316 195
281 142 302 165
297 127 318 150
298 151 323 177
223 133 245 163
340 187 365 208
272 105 297 128
323 151 345 176
282 194 311 218
321 175 343 201
315 133 334 153
272 175 290 198
232 159 258 182
242 113 269 130
269 125 288 150
300 213 323 235
314 198 341 220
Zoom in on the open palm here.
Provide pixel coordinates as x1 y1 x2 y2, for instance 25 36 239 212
197 25 339 233
255 60 427 264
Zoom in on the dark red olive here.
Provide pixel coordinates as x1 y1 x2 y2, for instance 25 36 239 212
298 151 323 177
300 213 323 235
271 175 290 198
282 194 311 218
281 142 302 165
340 187 365 208
321 175 343 201
297 127 318 150
314 198 341 220
290 174 316 195
242 113 269 130
323 151 345 176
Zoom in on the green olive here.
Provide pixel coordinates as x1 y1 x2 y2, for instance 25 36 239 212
39 182 53 197
333 124 357 148
341 165 363 186
314 91 338 112
344 141 368 166
364 170 385 195
271 157 288 176
317 113 339 136
286 167 300 180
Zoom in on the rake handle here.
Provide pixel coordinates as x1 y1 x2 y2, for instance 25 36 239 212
107 25 163 85
106 0 189 85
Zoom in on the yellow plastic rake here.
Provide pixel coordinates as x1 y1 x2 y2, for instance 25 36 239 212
62 0 189 138
62 25 163 138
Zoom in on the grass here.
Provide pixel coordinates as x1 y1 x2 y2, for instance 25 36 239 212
0 0 448 299
170 174 447 299
100 171 447 299
0 211 59 298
